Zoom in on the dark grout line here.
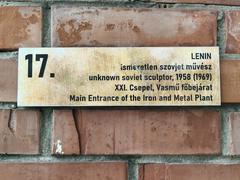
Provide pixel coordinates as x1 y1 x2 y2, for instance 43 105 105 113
128 160 139 180
42 2 51 47
40 108 53 156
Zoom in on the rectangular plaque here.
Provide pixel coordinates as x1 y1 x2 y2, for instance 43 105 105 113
18 47 220 106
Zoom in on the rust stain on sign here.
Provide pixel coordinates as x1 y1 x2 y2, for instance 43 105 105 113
17 47 220 107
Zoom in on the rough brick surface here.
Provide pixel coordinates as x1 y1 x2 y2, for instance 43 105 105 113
221 60 240 103
228 112 240 155
52 110 80 155
0 59 17 102
0 109 40 154
141 164 240 180
0 163 127 180
52 7 217 47
0 6 42 50
225 11 240 54
52 110 220 155
153 0 240 5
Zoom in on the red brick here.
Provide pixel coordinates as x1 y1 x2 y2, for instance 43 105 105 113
228 112 240 155
221 60 240 103
52 110 220 155
0 6 42 50
153 0 240 5
0 163 127 180
52 7 217 47
225 11 240 54
52 110 80 155
142 164 240 180
0 109 40 154
0 59 17 102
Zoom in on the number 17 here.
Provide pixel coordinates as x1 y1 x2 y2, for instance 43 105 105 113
25 54 48 78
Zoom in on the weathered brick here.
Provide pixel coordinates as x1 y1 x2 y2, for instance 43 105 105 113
0 109 40 154
0 59 17 102
52 7 217 47
0 163 127 180
52 110 80 155
153 0 240 5
0 6 42 50
52 110 220 155
221 60 240 103
228 112 240 155
225 10 240 54
141 164 240 180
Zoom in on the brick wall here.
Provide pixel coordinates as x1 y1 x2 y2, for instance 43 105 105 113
1 1 240 180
